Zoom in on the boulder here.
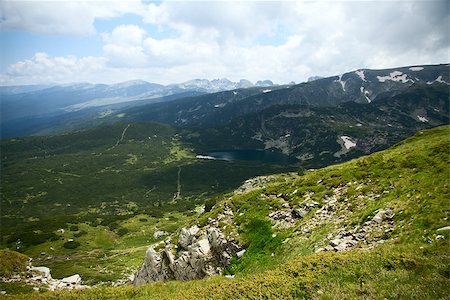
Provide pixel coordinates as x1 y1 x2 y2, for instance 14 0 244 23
134 226 241 285
329 239 341 247
372 210 387 223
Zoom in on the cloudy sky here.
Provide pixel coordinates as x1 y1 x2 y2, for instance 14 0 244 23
0 0 448 85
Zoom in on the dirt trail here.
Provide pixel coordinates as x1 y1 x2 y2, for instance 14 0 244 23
107 124 131 151
174 166 182 200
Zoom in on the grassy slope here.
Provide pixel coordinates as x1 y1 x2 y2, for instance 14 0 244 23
7 125 448 299
0 122 296 284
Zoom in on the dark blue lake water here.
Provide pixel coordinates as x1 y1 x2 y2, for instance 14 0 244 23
203 150 298 164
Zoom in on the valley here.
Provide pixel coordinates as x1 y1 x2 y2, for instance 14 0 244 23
0 63 449 298
0 122 297 288
1 124 448 299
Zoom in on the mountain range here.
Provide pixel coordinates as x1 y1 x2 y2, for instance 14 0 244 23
0 78 276 138
0 63 449 297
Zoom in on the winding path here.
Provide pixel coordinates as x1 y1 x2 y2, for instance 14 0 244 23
107 124 131 151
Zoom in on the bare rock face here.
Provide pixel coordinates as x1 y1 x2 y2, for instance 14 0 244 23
133 225 241 285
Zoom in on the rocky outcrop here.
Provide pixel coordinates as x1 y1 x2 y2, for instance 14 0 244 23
27 267 86 291
0 263 88 294
133 223 241 285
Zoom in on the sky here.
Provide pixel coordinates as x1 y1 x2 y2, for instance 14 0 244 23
0 0 448 86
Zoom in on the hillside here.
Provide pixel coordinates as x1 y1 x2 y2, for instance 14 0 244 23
188 83 449 167
0 122 296 289
0 78 279 138
111 64 449 128
2 125 448 299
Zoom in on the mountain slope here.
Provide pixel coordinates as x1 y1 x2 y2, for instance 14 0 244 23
7 125 449 299
112 64 448 128
187 83 449 167
0 121 296 289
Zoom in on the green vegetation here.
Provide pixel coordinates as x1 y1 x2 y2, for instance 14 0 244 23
0 122 296 284
0 250 28 277
1 124 448 298
6 244 449 299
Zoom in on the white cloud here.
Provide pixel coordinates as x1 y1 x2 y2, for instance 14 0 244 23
3 52 107 84
0 1 448 85
0 0 144 35
102 25 146 46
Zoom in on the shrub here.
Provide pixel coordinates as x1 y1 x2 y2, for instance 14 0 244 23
63 241 81 249
73 230 87 238
69 225 79 231
117 227 129 236
204 198 217 213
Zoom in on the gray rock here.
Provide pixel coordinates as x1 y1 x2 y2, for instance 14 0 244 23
153 230 168 239
179 226 199 249
292 208 308 219
134 226 241 285
372 210 387 223
30 266 51 279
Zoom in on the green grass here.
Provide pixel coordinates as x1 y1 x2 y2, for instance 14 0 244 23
0 122 296 284
6 243 449 299
0 250 28 277
1 125 449 298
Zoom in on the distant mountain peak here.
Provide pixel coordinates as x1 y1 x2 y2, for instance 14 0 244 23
114 79 149 85
307 76 324 82
255 80 274 87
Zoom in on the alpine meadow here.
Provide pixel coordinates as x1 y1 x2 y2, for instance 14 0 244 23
0 1 449 299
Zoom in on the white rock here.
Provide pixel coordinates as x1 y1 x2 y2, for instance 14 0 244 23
236 249 246 258
153 230 167 239
324 245 334 251
61 274 81 285
330 239 341 247
436 226 450 232
195 239 211 256
334 243 348 252
30 266 51 279
292 208 308 218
